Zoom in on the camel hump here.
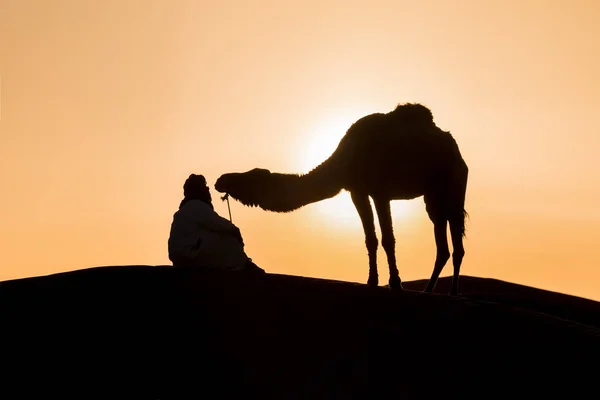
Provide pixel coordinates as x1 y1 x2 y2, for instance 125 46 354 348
389 103 434 126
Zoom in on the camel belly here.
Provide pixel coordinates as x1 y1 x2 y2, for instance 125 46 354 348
344 171 427 200
344 153 434 196
374 175 426 200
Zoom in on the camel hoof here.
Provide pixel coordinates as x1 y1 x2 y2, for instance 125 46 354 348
449 290 458 296
423 287 433 293
388 276 403 290
367 278 379 287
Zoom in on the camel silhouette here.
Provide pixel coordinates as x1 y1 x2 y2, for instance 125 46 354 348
215 103 469 295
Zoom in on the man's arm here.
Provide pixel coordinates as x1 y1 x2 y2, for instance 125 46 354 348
196 202 244 243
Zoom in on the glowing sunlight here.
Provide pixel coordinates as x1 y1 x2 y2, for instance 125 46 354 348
5 0 600 303
297 113 418 228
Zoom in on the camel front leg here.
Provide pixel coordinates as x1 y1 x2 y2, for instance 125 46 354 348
351 192 379 286
373 198 402 289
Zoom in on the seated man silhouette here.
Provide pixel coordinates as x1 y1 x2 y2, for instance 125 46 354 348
168 173 265 273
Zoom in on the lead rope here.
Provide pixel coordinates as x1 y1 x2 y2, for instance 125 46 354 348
221 193 233 223
222 192 258 269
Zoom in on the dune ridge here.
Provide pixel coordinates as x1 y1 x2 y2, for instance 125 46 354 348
1 265 598 398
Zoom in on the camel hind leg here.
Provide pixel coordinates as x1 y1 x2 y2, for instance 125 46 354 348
449 161 468 295
448 211 466 296
423 206 466 295
423 218 450 293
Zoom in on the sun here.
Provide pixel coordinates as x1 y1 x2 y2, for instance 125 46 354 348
295 113 419 228
298 114 352 173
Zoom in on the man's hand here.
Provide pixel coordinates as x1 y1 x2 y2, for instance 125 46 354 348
233 226 244 247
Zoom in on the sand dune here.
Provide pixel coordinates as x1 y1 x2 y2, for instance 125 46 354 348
1 265 598 398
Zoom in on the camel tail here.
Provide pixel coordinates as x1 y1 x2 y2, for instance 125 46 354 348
458 165 469 238
461 209 469 238
452 151 469 239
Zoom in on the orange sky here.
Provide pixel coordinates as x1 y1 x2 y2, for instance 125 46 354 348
1 0 599 300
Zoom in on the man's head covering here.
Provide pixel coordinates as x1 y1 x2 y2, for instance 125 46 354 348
183 174 207 197
180 173 213 209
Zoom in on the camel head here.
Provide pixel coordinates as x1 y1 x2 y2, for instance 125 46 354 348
215 168 277 210
215 164 340 213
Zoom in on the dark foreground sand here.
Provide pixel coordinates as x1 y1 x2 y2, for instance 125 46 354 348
1 265 599 398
